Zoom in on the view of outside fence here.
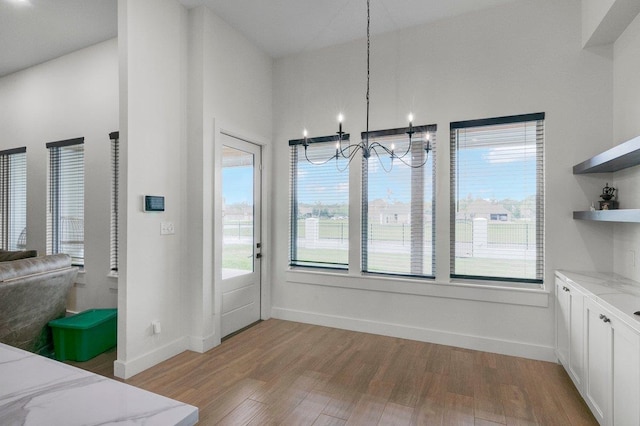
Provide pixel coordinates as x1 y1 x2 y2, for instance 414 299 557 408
221 146 255 278
452 118 542 281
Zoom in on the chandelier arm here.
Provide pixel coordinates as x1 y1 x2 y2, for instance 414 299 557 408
336 144 362 172
394 151 430 169
304 147 339 166
371 145 394 173
395 140 413 159
338 143 365 158
368 141 393 157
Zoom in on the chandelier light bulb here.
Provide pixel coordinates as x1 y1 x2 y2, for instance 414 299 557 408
303 129 308 138
338 113 344 123
408 113 414 123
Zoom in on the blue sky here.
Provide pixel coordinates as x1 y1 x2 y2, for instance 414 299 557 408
223 145 536 206
222 166 254 205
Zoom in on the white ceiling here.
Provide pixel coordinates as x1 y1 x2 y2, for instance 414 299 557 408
0 0 117 78
0 0 520 78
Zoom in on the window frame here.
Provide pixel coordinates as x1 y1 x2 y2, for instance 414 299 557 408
46 137 85 267
449 112 545 285
0 147 27 251
109 131 119 274
361 124 437 279
289 133 351 270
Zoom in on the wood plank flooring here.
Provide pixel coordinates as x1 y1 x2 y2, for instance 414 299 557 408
68 319 597 425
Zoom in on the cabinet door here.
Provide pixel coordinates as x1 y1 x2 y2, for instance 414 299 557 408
556 277 570 366
611 316 640 426
568 282 584 387
584 298 611 425
555 276 584 389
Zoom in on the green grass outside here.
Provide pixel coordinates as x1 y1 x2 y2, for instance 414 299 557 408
455 257 537 280
222 244 253 271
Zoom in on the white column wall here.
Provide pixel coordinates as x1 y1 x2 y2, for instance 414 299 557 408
116 0 189 379
612 13 640 281
271 0 613 360
185 5 273 352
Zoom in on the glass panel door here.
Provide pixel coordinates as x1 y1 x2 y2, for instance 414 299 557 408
220 134 261 337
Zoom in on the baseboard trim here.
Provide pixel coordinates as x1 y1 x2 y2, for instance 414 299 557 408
271 307 556 362
189 332 219 353
114 336 189 379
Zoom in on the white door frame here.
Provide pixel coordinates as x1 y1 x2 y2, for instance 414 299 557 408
214 129 266 339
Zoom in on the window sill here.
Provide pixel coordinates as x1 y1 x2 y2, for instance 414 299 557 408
286 268 549 308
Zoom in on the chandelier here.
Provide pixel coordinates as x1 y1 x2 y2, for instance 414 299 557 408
291 0 432 172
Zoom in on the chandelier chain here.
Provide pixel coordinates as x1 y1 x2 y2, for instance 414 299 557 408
365 0 370 149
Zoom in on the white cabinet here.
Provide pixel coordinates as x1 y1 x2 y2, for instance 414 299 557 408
584 297 640 426
555 276 584 389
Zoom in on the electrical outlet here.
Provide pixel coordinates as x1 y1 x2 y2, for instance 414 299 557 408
160 222 175 235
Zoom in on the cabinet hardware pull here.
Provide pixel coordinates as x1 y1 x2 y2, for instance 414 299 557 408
562 286 570 292
599 314 611 323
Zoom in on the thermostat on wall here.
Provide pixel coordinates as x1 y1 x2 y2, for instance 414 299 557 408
143 195 165 212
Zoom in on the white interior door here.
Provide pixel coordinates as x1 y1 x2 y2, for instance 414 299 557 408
220 134 261 337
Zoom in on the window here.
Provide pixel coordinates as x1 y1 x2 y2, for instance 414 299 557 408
110 131 119 273
46 137 84 266
289 134 350 269
362 125 436 277
0 147 27 251
450 113 544 283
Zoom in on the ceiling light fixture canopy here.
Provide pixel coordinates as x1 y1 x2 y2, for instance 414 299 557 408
291 0 431 173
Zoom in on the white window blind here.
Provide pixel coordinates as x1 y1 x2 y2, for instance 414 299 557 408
289 134 350 269
0 147 27 251
362 126 436 277
110 131 119 273
450 113 544 284
47 137 85 266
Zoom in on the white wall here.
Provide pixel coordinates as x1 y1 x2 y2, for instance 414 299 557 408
115 0 189 379
612 12 640 280
0 39 118 311
116 0 272 377
271 0 613 360
186 6 273 352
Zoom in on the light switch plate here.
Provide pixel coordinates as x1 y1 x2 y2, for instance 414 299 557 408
160 222 175 235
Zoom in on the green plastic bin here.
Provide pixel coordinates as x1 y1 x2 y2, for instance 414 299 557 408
48 309 117 361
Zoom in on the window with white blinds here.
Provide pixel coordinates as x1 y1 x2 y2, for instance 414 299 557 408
362 125 436 277
110 131 119 273
289 134 350 269
450 113 544 284
46 138 85 266
0 147 27 251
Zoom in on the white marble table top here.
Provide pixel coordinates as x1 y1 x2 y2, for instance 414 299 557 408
0 343 198 426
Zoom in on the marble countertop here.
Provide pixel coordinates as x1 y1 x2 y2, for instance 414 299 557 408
0 343 198 426
556 270 640 332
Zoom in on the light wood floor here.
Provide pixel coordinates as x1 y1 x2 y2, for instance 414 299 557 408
69 319 597 425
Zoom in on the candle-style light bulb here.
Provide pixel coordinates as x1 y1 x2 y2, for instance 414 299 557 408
303 129 308 138
335 141 340 158
338 113 344 123
391 143 395 158
408 113 414 124
337 113 344 136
